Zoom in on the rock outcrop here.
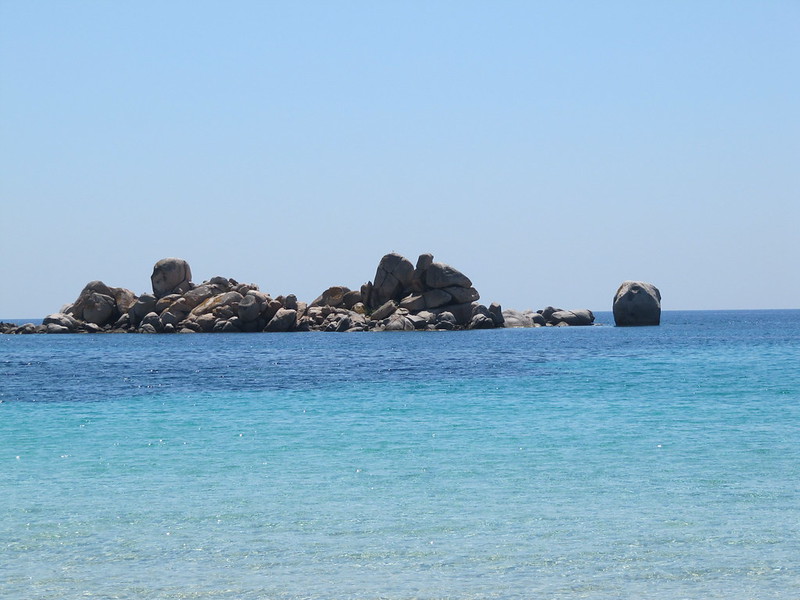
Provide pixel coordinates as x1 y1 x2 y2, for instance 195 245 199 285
501 306 594 328
613 281 661 326
1 253 600 334
61 280 138 327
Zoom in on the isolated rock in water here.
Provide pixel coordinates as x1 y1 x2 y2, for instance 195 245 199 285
424 262 472 289
151 258 193 298
613 281 661 326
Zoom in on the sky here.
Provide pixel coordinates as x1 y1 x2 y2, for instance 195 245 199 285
1 1 798 318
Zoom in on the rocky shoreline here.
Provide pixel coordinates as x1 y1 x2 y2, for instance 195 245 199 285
0 253 660 334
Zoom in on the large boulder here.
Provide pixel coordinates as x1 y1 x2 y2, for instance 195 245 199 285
368 253 415 308
111 288 137 314
82 292 117 325
443 285 479 304
488 302 504 327
384 315 415 331
311 286 350 308
43 313 79 332
409 253 434 292
151 258 193 298
399 289 452 311
501 309 547 328
66 280 137 327
264 308 297 332
237 294 263 322
430 302 474 326
183 282 226 309
371 300 398 321
129 294 157 326
189 291 243 318
613 281 661 326
501 309 532 328
424 262 472 289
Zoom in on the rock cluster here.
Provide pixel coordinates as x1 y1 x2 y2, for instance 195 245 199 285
613 281 662 326
501 306 595 328
1 253 599 334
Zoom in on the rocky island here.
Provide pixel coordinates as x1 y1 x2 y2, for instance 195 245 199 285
0 252 660 334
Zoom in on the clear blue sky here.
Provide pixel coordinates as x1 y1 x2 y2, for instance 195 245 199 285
1 1 798 318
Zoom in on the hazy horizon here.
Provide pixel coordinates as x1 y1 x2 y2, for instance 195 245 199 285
2 2 798 317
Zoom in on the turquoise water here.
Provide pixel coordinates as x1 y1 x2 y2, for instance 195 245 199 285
2 311 799 599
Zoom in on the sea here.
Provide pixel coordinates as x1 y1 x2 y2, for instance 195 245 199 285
1 310 799 600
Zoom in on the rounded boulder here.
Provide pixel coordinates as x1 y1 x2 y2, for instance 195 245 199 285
151 258 193 298
613 281 661 326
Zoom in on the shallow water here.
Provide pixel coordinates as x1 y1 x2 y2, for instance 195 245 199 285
2 311 799 599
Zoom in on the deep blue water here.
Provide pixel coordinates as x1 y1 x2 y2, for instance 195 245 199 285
1 311 799 599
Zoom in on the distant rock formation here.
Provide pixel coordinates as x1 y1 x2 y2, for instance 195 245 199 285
613 281 661 326
501 306 595 328
0 253 598 334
